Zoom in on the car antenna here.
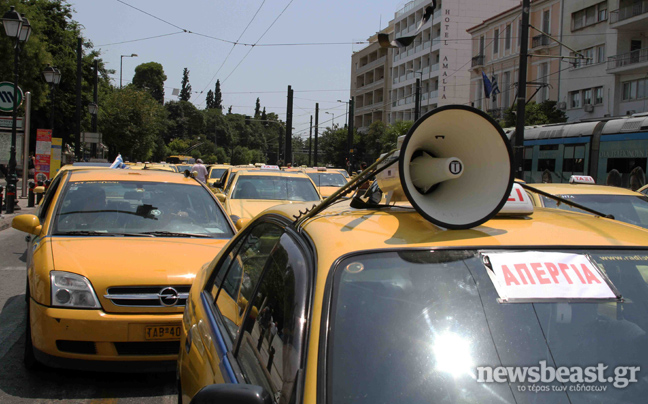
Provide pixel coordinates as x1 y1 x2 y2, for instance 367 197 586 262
519 183 615 219
294 150 398 228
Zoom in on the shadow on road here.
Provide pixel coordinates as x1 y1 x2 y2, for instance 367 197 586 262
0 294 176 402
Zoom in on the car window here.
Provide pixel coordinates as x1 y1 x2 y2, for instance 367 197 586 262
38 174 63 221
231 176 320 202
307 173 347 187
210 168 227 179
236 233 310 404
224 172 237 194
53 181 233 238
328 249 648 404
541 194 648 229
211 223 283 340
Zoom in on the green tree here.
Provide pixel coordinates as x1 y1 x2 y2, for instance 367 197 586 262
179 67 192 101
205 89 215 109
501 100 567 127
254 97 261 118
231 145 251 165
214 80 223 109
132 62 166 104
381 120 413 153
99 87 167 161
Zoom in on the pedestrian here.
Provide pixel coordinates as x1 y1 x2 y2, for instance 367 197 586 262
269 321 278 347
191 158 208 183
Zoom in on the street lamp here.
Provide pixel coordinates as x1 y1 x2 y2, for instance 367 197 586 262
407 69 423 121
325 111 335 128
88 102 98 116
120 53 138 89
43 64 62 133
2 6 32 214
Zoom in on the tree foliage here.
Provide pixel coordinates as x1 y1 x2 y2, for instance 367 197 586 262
500 100 567 127
132 62 166 104
214 80 223 109
179 67 192 101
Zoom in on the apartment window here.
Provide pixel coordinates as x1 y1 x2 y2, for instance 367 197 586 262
583 89 593 105
584 48 594 66
597 45 606 64
572 2 608 30
503 71 511 108
638 79 646 99
595 87 604 104
517 20 522 47
573 45 606 68
505 24 511 50
570 91 581 108
542 10 550 34
493 29 499 54
539 63 549 102
479 35 485 55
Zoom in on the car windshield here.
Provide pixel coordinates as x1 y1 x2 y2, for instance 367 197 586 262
53 181 233 238
541 194 648 229
307 172 347 187
328 249 648 404
176 164 192 172
231 175 320 201
210 168 227 179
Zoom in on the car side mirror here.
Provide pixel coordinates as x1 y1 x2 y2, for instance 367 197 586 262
12 214 42 236
190 384 272 404
215 193 226 203
235 218 250 231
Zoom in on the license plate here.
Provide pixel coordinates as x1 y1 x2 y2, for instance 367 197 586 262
145 325 181 340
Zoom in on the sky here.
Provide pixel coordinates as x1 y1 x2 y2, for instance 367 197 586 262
70 0 408 139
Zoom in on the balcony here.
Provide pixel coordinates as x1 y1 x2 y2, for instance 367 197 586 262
607 47 648 74
610 1 648 29
472 55 485 68
357 55 386 74
531 34 551 49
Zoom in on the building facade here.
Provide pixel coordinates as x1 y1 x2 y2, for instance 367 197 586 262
468 0 562 121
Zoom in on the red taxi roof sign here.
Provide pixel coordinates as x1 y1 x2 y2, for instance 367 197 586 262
260 165 280 170
569 175 595 184
497 183 533 216
484 252 619 302
317 167 327 171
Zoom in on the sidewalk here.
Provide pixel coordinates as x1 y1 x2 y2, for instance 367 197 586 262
0 199 37 231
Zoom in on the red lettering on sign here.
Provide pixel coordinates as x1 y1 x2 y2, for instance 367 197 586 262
580 264 602 284
545 262 560 284
516 188 524 201
530 262 551 284
502 265 520 286
558 263 573 284
514 264 536 285
570 264 586 284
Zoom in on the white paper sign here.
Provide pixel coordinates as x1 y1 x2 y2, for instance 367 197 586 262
485 252 617 301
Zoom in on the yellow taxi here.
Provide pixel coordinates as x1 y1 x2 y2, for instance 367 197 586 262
214 167 321 228
177 106 648 403
303 167 348 198
129 162 179 172
12 169 235 371
525 175 648 229
206 164 231 190
210 165 259 194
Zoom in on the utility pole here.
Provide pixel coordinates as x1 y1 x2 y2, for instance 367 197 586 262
75 37 82 161
308 115 313 167
347 97 355 174
285 85 293 165
91 59 98 158
414 78 421 121
515 0 531 180
314 103 319 167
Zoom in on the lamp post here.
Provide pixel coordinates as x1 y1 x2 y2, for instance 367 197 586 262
43 64 62 133
2 7 32 214
337 99 349 128
88 103 98 159
408 69 423 121
120 53 138 89
325 111 335 128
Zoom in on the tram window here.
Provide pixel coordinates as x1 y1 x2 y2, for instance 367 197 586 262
539 144 559 151
606 158 647 174
523 147 533 171
563 158 585 172
537 159 556 172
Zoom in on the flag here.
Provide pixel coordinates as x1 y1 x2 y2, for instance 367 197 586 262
482 71 493 98
110 153 128 169
491 74 501 102
378 1 436 48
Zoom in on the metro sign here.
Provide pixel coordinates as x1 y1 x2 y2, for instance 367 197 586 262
0 82 24 113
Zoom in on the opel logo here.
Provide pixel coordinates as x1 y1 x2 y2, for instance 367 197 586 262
159 287 179 307
449 160 463 175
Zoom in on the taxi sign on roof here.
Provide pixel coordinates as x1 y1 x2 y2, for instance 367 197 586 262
483 252 619 302
569 175 595 184
498 183 533 216
260 165 279 170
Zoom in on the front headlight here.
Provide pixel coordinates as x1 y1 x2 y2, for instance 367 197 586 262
50 271 101 308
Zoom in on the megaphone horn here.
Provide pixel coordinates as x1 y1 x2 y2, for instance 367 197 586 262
376 105 513 229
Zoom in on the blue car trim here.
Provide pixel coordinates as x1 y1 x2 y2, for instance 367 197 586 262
200 292 237 383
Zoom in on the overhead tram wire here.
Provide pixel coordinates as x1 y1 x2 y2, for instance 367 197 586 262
190 0 269 104
96 31 185 47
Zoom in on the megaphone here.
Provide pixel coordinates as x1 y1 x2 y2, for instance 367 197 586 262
376 105 513 229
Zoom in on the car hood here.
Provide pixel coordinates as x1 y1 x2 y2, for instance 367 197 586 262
50 237 228 313
228 199 319 220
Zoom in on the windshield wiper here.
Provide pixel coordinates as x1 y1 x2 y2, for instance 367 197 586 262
54 231 117 236
140 231 211 238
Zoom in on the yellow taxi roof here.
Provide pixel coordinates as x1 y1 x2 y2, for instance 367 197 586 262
528 183 641 196
67 168 201 185
235 170 310 178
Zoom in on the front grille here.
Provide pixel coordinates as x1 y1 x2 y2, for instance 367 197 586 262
114 341 180 356
104 285 190 307
56 340 97 354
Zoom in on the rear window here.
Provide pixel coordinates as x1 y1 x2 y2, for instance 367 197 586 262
541 194 648 229
328 249 648 404
53 181 233 238
307 173 347 187
231 175 320 201
209 168 227 179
